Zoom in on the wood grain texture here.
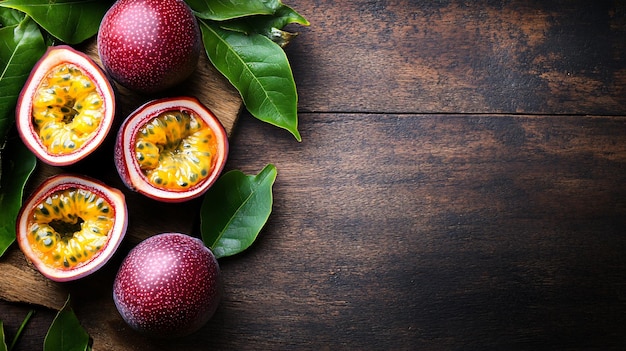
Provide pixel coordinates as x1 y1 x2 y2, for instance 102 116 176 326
290 0 626 115
2 1 626 350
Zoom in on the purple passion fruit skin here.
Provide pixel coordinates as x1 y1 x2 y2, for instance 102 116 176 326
97 0 201 94
16 174 128 282
113 233 221 338
16 45 116 166
114 96 228 203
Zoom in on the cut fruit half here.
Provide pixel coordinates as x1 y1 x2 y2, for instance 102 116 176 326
16 45 116 166
17 174 128 282
114 97 228 202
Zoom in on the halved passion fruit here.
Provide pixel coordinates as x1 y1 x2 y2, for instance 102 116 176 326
17 174 128 282
16 45 116 166
114 97 228 202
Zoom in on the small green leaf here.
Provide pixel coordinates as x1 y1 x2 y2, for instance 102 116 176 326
267 4 309 28
201 21 301 141
44 296 91 351
0 321 7 351
219 5 309 47
0 15 46 143
0 0 113 44
220 4 309 34
186 0 281 21
8 310 34 351
0 136 36 257
201 164 277 258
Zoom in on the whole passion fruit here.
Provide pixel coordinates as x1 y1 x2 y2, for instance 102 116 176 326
16 45 116 166
113 233 221 338
16 174 128 282
114 97 228 202
97 0 202 93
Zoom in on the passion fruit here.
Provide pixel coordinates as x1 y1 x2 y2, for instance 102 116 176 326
16 45 116 166
97 0 202 93
16 174 128 282
114 97 228 202
113 233 221 338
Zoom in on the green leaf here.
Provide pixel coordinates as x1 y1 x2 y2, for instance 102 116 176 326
201 164 277 258
0 321 7 351
8 310 34 351
200 21 301 141
267 4 309 28
0 136 36 257
219 5 309 47
0 15 46 143
44 296 91 351
0 0 113 44
0 7 25 27
221 4 309 34
186 0 281 21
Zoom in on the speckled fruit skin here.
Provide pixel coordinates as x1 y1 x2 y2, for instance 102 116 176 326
113 233 221 338
97 0 201 93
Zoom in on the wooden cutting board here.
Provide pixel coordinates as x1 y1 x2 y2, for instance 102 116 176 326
0 38 242 331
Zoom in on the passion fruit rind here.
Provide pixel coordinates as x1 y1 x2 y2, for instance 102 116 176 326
16 45 116 166
113 233 221 337
17 174 128 282
115 97 228 203
97 0 202 94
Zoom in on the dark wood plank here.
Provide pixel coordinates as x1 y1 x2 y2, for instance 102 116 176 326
289 0 626 114
5 112 626 349
218 113 626 350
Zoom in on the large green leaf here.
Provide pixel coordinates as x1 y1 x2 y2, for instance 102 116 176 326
0 15 46 145
0 0 112 44
201 164 277 258
186 0 281 21
44 296 91 351
0 136 36 257
0 6 25 27
201 21 301 141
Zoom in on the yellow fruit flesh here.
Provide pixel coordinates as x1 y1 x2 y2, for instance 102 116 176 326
135 111 217 190
32 64 104 155
27 188 114 270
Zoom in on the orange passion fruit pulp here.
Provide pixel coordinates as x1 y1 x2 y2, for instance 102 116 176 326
114 97 228 203
17 174 128 282
16 45 116 166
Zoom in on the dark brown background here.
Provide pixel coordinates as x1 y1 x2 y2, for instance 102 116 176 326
2 0 626 350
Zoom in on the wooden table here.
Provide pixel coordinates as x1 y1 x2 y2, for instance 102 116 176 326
2 1 626 349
